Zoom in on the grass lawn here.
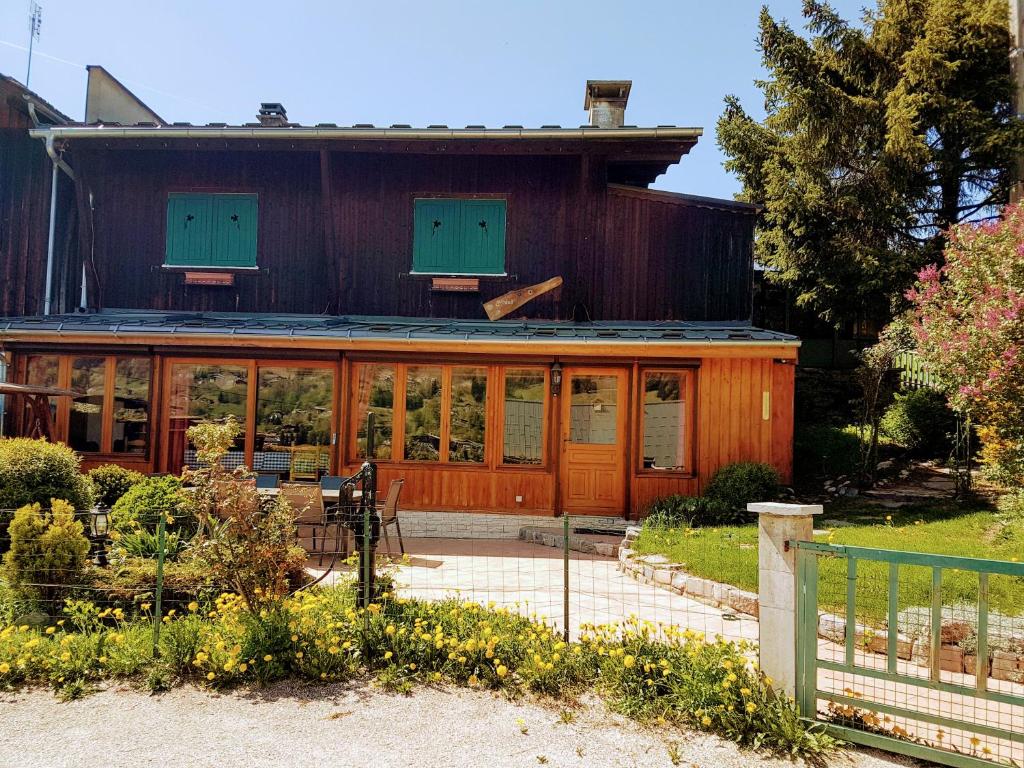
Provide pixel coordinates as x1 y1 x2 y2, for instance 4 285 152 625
632 501 1024 620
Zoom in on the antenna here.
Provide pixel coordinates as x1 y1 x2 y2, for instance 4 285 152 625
26 1 42 88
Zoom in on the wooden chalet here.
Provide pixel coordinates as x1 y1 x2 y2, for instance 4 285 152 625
0 72 798 519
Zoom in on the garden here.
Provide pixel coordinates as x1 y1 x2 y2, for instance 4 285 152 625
0 423 837 761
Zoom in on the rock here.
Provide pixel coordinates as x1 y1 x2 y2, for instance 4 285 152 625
728 590 759 618
876 460 895 472
992 651 1024 682
939 644 965 673
940 620 973 645
818 613 847 644
670 571 688 594
964 654 989 678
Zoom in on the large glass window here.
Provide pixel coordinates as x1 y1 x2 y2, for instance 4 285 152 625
255 366 333 477
169 363 249 470
112 358 151 454
568 375 618 445
354 364 395 460
449 367 487 463
68 357 106 452
502 368 544 465
640 370 690 472
404 366 442 461
25 355 60 428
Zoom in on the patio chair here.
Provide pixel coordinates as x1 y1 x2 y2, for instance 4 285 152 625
377 479 405 557
256 473 280 490
279 482 325 558
319 476 353 564
289 445 325 482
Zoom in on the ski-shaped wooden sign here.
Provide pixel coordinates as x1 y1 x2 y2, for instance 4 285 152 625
483 276 563 321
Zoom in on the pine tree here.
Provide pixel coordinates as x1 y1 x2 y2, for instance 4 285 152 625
718 0 1024 326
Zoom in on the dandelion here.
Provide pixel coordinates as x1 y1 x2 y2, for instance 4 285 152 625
239 663 248 673
745 703 757 714
623 655 635 668
207 672 216 681
384 651 393 661
0 663 9 674
496 664 508 678
44 627 55 635
263 654 273 662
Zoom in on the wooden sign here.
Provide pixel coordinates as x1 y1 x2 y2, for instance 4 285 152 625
484 276 563 321
184 271 234 286
431 277 480 292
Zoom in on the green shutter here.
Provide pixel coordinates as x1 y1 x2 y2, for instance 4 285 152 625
412 198 506 275
165 193 213 266
460 199 506 274
412 199 460 273
165 193 258 267
212 194 258 267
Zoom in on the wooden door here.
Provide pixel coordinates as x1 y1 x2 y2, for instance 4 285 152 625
559 368 628 515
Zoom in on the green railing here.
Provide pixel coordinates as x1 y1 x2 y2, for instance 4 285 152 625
893 350 939 390
795 541 1024 768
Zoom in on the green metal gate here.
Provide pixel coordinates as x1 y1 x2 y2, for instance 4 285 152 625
795 541 1024 767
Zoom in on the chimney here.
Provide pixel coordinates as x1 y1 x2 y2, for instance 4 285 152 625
257 102 288 127
584 80 631 128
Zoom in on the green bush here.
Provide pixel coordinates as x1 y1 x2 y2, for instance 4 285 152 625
0 438 93 511
998 489 1024 520
2 499 91 604
111 528 185 561
703 462 780 513
793 424 862 480
110 476 192 535
87 465 145 508
643 494 745 528
880 388 956 457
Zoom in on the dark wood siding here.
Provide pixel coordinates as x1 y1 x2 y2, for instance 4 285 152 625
69 147 754 322
74 148 328 313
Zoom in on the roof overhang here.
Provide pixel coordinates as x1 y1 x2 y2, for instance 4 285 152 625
0 312 799 359
29 125 702 142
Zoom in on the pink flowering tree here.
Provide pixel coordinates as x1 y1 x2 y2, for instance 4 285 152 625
908 204 1024 486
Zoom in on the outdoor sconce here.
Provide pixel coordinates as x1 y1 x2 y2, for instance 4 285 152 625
89 507 110 567
551 362 562 397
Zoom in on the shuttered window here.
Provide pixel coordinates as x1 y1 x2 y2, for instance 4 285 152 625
412 198 506 275
165 193 258 267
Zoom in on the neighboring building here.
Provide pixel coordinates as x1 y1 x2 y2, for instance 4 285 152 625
0 72 798 518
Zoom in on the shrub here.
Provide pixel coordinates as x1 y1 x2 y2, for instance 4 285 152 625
110 528 186 561
998 489 1024 520
793 424 862 480
87 465 145 508
89 554 219 608
110 475 192 535
880 388 956 457
643 495 744 528
0 438 93 512
2 499 90 605
703 462 780 513
184 419 307 609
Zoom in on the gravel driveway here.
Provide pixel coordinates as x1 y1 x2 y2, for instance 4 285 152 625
0 681 922 768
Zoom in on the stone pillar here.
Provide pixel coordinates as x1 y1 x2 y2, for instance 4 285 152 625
749 502 823 697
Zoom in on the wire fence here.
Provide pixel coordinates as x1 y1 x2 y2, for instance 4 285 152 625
1 507 756 655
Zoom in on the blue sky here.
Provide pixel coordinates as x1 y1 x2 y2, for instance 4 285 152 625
0 0 866 199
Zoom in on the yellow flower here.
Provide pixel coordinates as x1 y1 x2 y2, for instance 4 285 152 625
188 602 199 612
701 716 711 726
622 655 635 668
165 515 175 525
496 665 508 678
739 687 751 696
263 654 273 662
239 663 248 673
328 646 339 655
0 663 10 674
60 651 71 661
98 656 108 664
384 651 393 661
408 663 417 671
745 703 757 714
45 627 56 635
385 625 396 636
207 672 216 681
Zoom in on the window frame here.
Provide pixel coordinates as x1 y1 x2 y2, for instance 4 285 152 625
635 367 697 477
163 191 260 270
497 365 549 469
21 353 155 458
161 357 338 474
409 194 509 277
348 361 503 469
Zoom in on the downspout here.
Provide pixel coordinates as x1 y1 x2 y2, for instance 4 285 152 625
30 114 76 316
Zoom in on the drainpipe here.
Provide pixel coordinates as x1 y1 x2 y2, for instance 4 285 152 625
34 125 76 316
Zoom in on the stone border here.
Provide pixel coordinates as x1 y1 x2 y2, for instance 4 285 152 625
518 525 620 557
617 526 760 618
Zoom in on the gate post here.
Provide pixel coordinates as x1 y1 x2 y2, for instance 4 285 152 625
749 502 822 697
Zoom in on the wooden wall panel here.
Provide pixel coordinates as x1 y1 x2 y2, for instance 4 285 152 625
770 360 796 484
66 147 756 323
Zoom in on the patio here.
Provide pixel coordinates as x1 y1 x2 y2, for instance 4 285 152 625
309 537 758 643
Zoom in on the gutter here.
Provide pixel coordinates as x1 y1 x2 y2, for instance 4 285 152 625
28 125 704 142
